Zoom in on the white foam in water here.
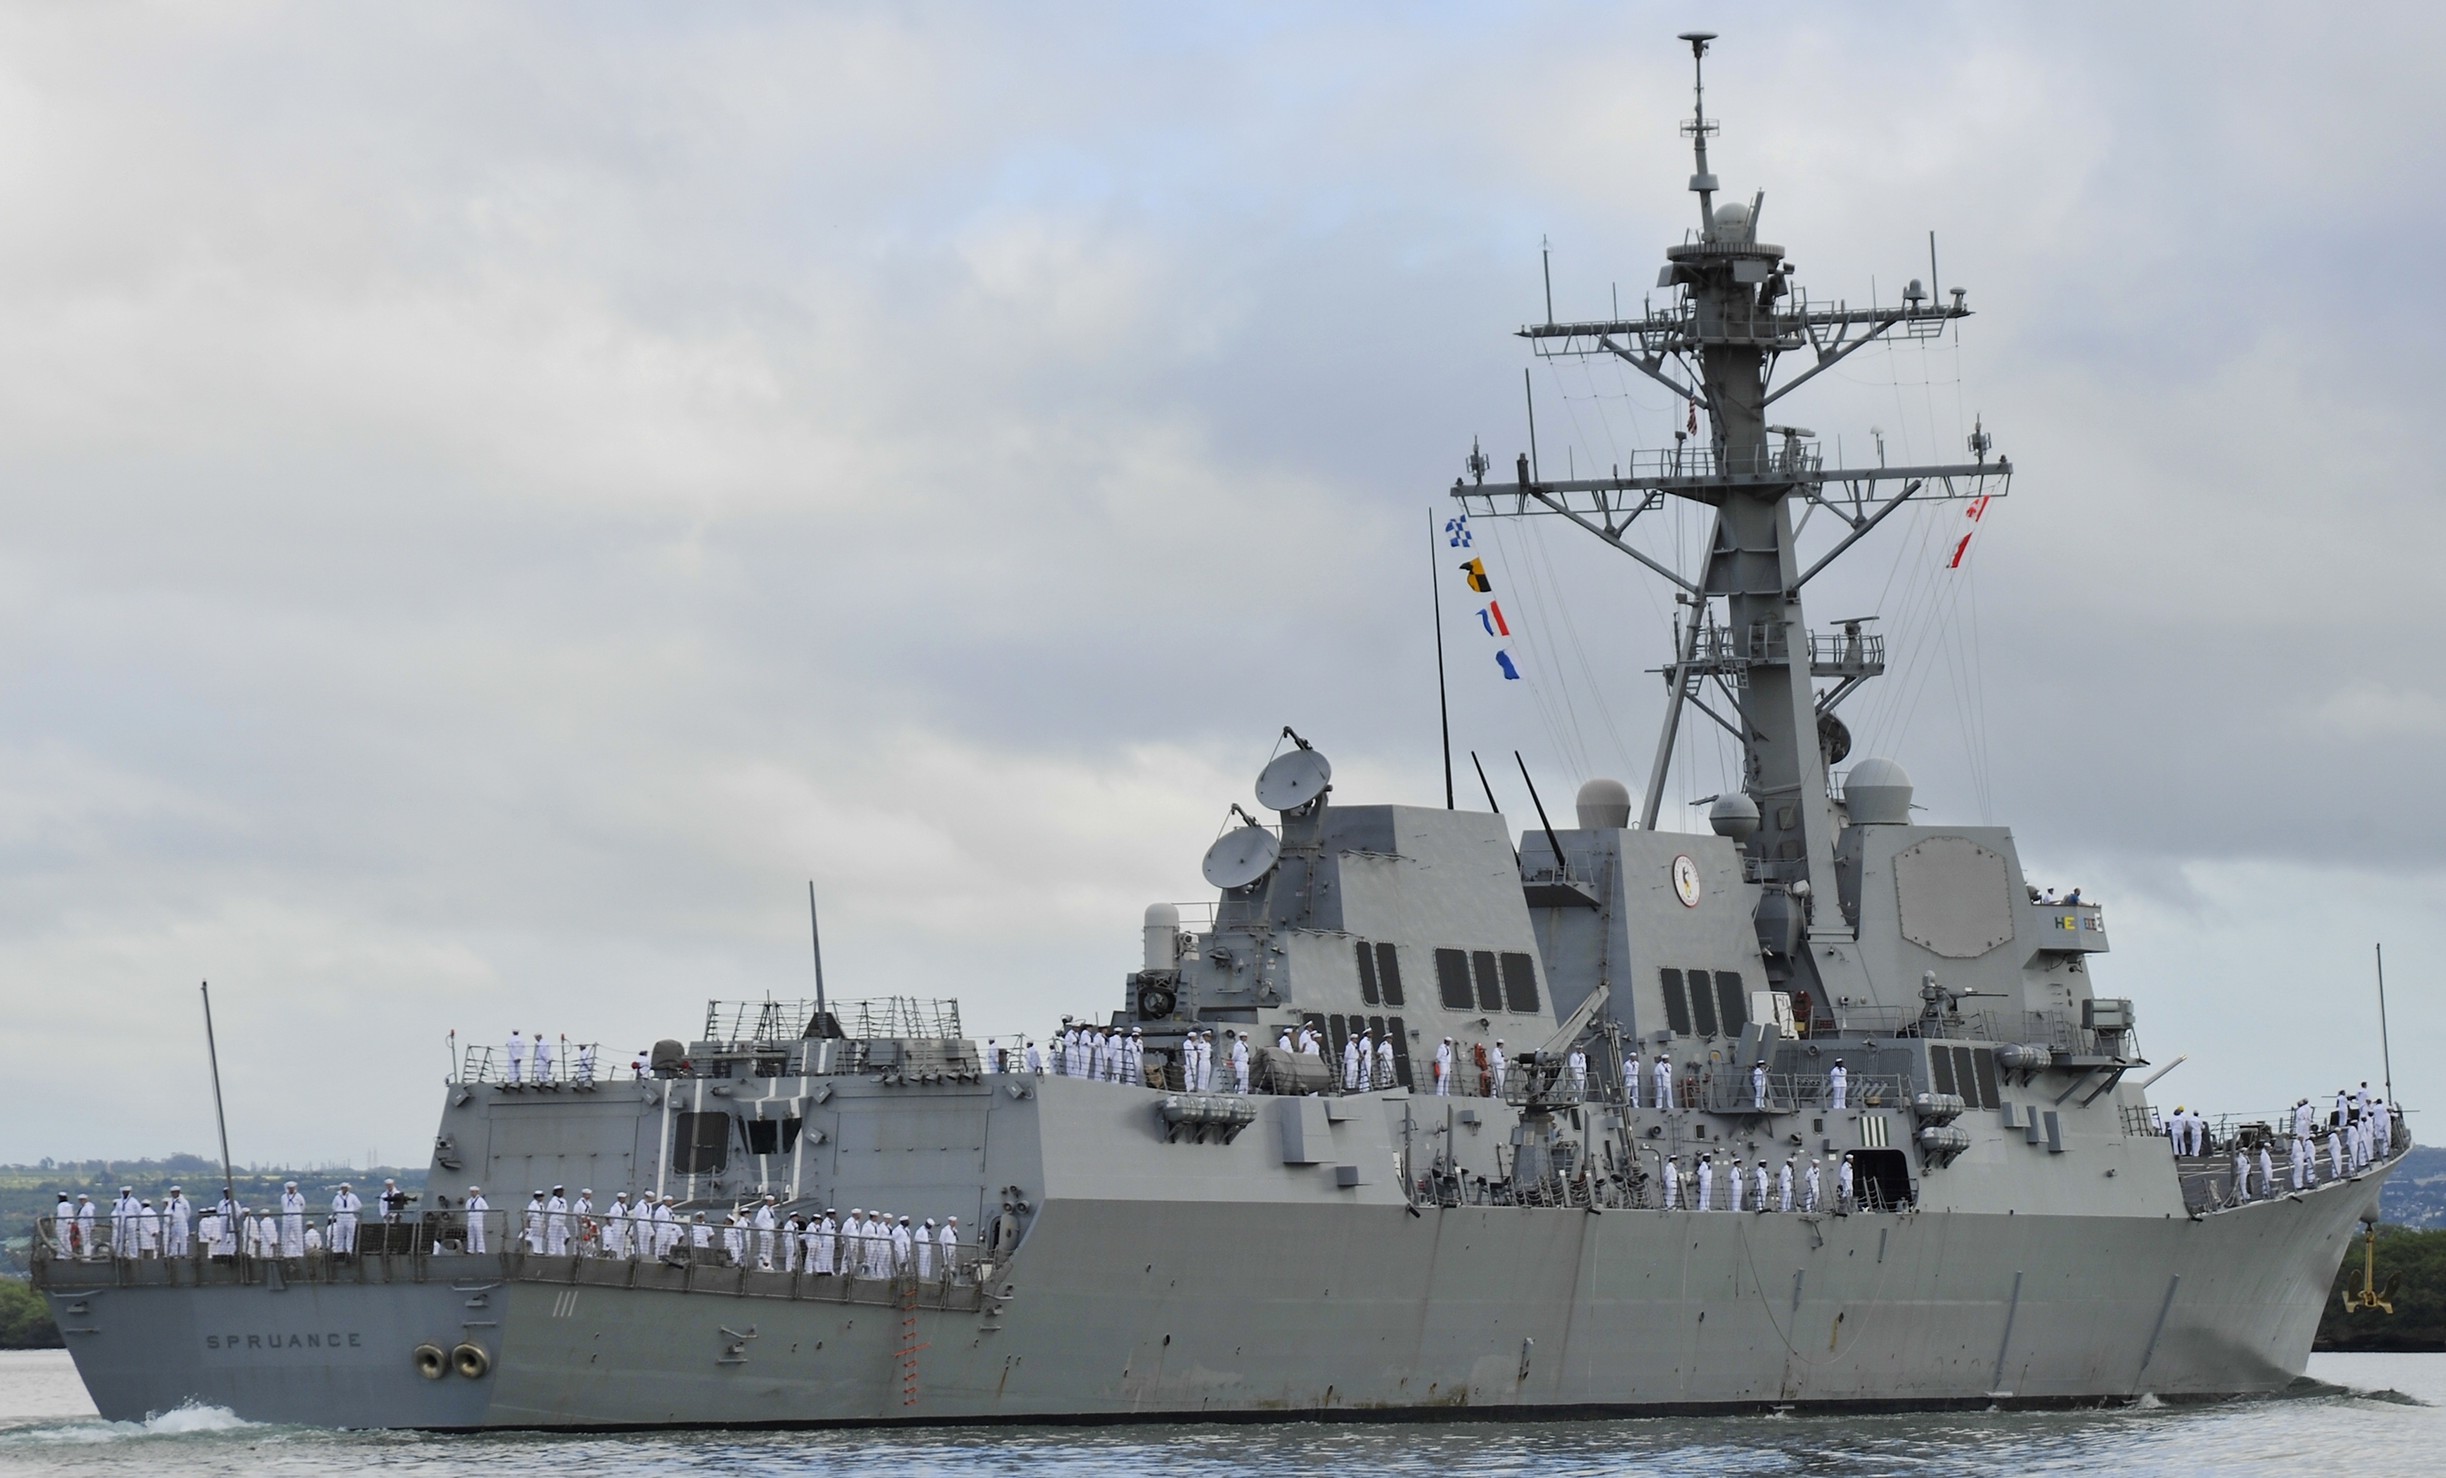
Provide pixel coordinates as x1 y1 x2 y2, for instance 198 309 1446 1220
141 1401 254 1435
2 1401 256 1447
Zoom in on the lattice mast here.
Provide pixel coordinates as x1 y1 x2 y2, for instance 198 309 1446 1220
1452 32 2011 1005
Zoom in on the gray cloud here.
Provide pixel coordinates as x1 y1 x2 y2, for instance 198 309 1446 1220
3 3 2439 1162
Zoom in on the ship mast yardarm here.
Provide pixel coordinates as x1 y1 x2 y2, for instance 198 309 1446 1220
1451 31 2013 1024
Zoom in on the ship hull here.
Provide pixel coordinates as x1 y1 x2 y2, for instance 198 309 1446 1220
48 1168 2383 1429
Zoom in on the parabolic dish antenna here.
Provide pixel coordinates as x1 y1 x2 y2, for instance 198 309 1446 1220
1201 824 1282 890
1255 747 1332 812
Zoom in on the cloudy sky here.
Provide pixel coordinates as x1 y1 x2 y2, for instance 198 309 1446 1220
4 3 2439 1165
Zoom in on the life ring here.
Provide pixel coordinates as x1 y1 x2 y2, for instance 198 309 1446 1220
451 1342 491 1379
413 1343 447 1380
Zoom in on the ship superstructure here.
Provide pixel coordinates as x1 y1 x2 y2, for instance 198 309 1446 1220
34 34 2405 1429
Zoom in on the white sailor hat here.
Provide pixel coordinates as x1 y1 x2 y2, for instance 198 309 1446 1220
283 1180 296 1189
469 1185 482 1193
763 1193 777 1201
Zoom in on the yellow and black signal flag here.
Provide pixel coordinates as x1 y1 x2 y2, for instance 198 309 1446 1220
1460 558 1493 594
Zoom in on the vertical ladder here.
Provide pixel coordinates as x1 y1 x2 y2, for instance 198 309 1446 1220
895 1277 927 1407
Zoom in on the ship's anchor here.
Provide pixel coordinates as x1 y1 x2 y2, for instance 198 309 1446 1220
2340 1224 2397 1315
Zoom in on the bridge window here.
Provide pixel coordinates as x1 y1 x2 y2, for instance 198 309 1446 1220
1374 943 1405 1007
1435 948 1473 1010
1470 951 1503 1013
1713 971 1748 1034
1500 952 1541 1014
1660 968 1693 1035
1687 964 1719 1036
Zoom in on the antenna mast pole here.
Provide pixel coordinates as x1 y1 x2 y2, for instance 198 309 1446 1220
808 882 828 1024
1430 511 1455 808
2376 943 2394 1106
199 981 236 1197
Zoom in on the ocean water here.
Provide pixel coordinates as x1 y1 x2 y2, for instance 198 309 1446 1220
1 1348 2438 1477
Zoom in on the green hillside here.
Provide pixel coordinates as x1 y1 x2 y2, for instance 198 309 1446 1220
2318 1224 2446 1352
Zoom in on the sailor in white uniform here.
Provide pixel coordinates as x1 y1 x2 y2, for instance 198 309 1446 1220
111 1187 137 1258
1695 1154 1714 1212
1726 1158 1744 1212
1488 1041 1507 1096
210 1191 238 1258
1653 1056 1675 1111
808 1210 835 1276
1230 1031 1251 1094
1434 1038 1454 1096
2231 1146 2251 1203
329 1183 362 1257
1752 1062 1769 1110
163 1187 193 1258
533 1032 554 1083
1376 1034 1398 1091
1024 1039 1043 1074
1829 1059 1848 1110
506 1029 527 1084
1661 1156 1681 1209
1622 1051 1642 1108
655 1196 681 1258
576 1041 597 1086
753 1196 779 1269
1753 1161 1770 1213
462 1187 489 1252
50 1194 72 1257
1837 1155 1856 1212
1778 1157 1795 1212
2257 1141 2276 1198
1804 1159 1822 1213
135 1200 160 1257
598 1192 626 1258
1353 1031 1374 1092
1567 1048 1587 1097
279 1181 307 1257
915 1219 937 1280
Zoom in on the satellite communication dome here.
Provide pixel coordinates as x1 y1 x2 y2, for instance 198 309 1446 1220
1843 757 1914 825
1255 747 1332 812
1574 778 1633 830
1712 201 1751 236
1201 824 1281 891
1707 792 1760 841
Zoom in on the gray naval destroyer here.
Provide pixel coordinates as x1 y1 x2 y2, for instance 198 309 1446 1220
38 33 2407 1429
